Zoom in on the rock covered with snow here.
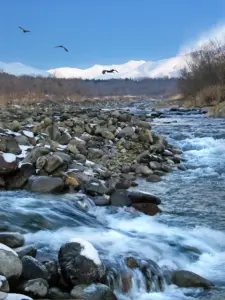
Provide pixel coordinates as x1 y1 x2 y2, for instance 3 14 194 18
58 239 105 286
0 154 18 175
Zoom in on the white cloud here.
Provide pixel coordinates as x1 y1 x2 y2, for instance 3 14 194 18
179 22 225 55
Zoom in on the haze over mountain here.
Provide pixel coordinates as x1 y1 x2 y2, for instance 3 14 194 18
0 54 188 79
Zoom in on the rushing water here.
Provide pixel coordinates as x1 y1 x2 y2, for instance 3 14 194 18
1 109 225 299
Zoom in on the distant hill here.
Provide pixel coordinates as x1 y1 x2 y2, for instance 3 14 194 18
0 55 188 79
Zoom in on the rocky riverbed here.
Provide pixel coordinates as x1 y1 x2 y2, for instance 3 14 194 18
0 101 220 300
0 101 184 216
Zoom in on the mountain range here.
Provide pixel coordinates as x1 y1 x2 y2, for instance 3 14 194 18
0 54 188 79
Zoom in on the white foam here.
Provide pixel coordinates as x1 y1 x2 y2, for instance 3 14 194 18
70 238 101 265
2 153 17 163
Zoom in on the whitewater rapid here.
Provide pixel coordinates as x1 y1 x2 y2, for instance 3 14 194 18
1 111 225 299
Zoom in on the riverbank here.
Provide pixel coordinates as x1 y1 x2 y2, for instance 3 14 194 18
1 103 224 300
0 100 184 216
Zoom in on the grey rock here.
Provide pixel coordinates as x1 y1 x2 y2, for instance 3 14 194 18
44 155 64 174
23 147 50 164
135 164 153 176
22 256 49 280
29 176 64 193
59 241 105 286
116 127 134 138
10 120 22 132
84 179 107 196
15 135 30 146
6 163 36 189
70 283 117 300
0 136 21 154
88 148 104 160
128 190 161 205
17 278 49 298
54 151 72 164
58 131 71 145
0 248 23 280
15 245 37 258
0 232 24 248
110 190 131 207
47 287 70 299
136 120 151 129
171 270 214 289
146 174 161 182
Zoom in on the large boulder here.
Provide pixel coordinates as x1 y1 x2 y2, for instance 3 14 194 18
132 203 161 216
22 256 49 280
70 283 117 300
0 154 18 175
110 190 132 207
28 176 64 193
128 191 161 205
0 244 23 280
58 239 105 286
171 270 214 289
0 232 24 248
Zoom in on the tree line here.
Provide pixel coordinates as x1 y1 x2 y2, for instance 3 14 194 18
0 71 178 105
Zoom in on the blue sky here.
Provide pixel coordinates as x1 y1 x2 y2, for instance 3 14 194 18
0 0 225 69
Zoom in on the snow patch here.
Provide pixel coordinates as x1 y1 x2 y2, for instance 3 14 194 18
4 293 33 300
0 243 18 256
5 129 21 136
2 153 17 163
85 160 95 166
23 130 34 138
70 238 101 265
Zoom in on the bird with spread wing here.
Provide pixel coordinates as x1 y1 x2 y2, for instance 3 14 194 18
102 69 118 75
55 45 69 52
18 26 31 33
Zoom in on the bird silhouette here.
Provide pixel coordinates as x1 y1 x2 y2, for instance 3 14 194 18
55 45 69 52
102 69 118 74
18 26 31 33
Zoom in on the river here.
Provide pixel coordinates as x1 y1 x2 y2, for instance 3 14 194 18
1 107 225 300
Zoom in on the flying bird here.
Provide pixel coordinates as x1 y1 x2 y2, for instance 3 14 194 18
18 26 31 33
55 45 69 52
102 69 118 74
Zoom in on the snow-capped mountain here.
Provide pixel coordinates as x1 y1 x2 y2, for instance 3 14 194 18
0 54 188 79
0 62 50 77
48 55 188 79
